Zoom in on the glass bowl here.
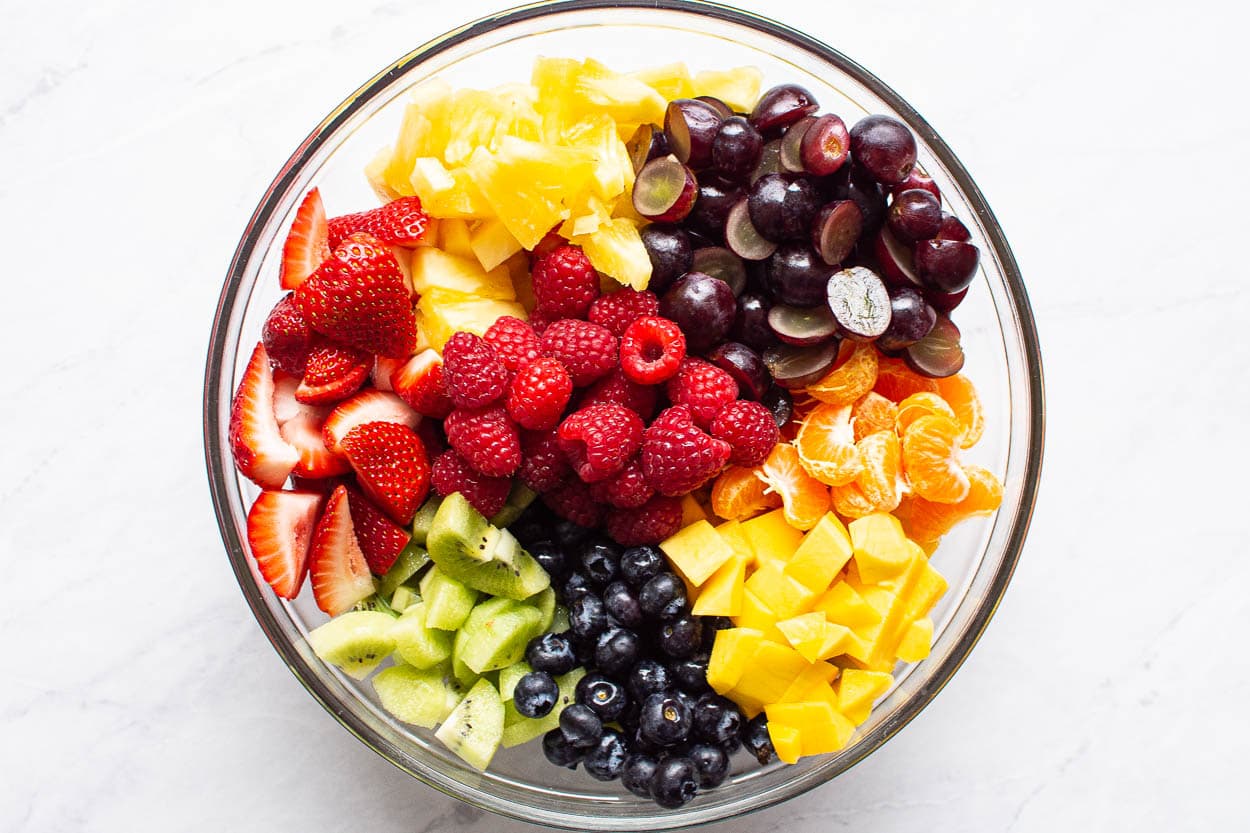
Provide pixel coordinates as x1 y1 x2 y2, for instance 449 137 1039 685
203 0 1045 828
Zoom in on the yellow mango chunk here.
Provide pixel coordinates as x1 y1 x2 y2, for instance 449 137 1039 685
571 217 651 290
692 553 747 617
706 627 764 694
768 723 803 765
629 62 696 101
814 581 883 630
779 660 839 703
836 669 894 724
731 640 808 704
714 519 752 558
661 520 736 587
766 700 855 757
740 508 804 568
776 611 826 650
903 558 949 622
409 158 491 220
896 617 933 663
734 590 786 644
469 218 524 272
744 561 816 619
692 66 764 113
410 248 516 301
848 513 912 584
785 513 853 592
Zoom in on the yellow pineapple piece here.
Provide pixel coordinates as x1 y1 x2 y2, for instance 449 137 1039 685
740 507 804 568
409 158 491 219
692 553 747 617
766 700 855 757
707 627 764 694
848 513 912 584
896 617 933 663
744 561 816 619
418 292 527 350
436 219 475 260
410 248 516 301
814 581 882 631
731 640 808 704
571 217 652 290
559 193 613 239
661 520 736 587
365 146 403 203
779 660 839 703
381 79 454 195
836 669 894 724
629 62 696 101
767 723 803 765
785 513 853 592
692 66 764 113
574 58 668 124
508 253 536 313
469 218 524 272
734 589 786 643
560 114 635 202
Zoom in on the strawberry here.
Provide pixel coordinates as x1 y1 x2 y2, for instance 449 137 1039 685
246 490 325 598
340 421 431 525
322 389 420 454
295 232 416 358
272 372 303 426
280 188 330 291
390 349 454 418
371 356 405 392
345 486 411 575
327 196 430 248
295 340 371 405
279 405 352 479
229 343 300 488
309 485 374 616
261 294 313 375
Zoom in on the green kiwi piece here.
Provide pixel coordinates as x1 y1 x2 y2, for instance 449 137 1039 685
411 496 443 547
419 567 479 631
392 603 453 670
372 664 460 728
389 585 418 613
500 667 586 748
458 597 543 674
376 542 430 601
497 661 533 703
530 587 556 634
550 605 571 634
426 493 550 599
451 629 480 690
435 677 504 771
352 594 397 616
307 611 397 680
488 483 538 528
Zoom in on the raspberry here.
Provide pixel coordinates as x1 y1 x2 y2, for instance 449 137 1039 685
527 308 558 335
589 456 655 509
711 400 780 467
539 319 618 387
484 316 542 375
641 405 732 496
588 288 660 336
532 245 600 319
262 293 312 375
666 357 739 429
518 428 572 493
431 449 512 518
442 331 508 409
619 316 687 385
443 406 522 477
543 479 605 527
507 357 573 431
578 369 659 421
557 403 645 484
605 495 683 546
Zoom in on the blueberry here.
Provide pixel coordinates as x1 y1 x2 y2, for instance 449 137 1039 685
582 728 628 781
688 742 730 788
529 541 567 578
554 519 592 550
693 693 743 748
622 752 660 798
595 627 641 677
701 616 733 652
619 546 666 587
525 632 577 676
543 728 584 769
627 659 672 703
672 688 698 717
602 581 643 628
640 692 692 747
513 671 559 718
741 714 776 765
559 703 604 749
651 756 699 808
568 594 608 641
561 571 595 605
581 539 622 586
639 572 686 621
576 673 630 722
658 616 703 659
669 652 711 693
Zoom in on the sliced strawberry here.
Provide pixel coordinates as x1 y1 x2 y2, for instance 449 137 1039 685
246 490 324 598
262 294 313 375
391 349 454 419
280 405 352 479
229 343 300 488
371 356 405 392
340 421 431 526
346 486 411 575
295 340 371 405
272 371 302 426
280 188 331 291
322 389 421 454
290 474 347 495
327 196 430 248
309 485 375 616
295 232 416 358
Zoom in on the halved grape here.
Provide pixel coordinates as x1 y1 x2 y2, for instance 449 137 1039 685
688 177 744 239
887 188 943 242
826 266 891 341
626 123 668 174
665 99 724 169
812 200 863 266
800 114 851 176
875 286 937 352
692 247 748 296
633 155 698 223
640 225 693 294
890 169 940 201
765 242 837 306
707 342 772 400
849 114 917 185
779 116 815 173
935 212 972 242
904 314 964 378
924 286 968 314
725 198 778 261
767 304 839 346
711 116 764 182
750 84 819 134
763 342 841 390
872 225 924 289
846 171 887 235
695 95 734 119
748 174 821 242
732 293 778 351
760 385 794 427
750 139 784 184
914 239 979 293
659 272 736 353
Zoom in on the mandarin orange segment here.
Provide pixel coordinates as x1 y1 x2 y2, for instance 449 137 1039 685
856 430 902 512
807 341 878 406
711 464 782 521
759 443 831 531
894 392 958 437
901 414 970 504
872 355 939 402
935 373 985 449
898 464 1003 543
830 481 876 520
851 392 898 442
782 393 822 443
795 403 862 486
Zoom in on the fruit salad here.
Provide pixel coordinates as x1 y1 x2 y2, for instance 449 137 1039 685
227 57 1002 809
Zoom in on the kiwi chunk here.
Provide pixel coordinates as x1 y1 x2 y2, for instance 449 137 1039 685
458 597 543 674
372 663 460 728
411 496 443 547
435 677 504 771
307 611 397 680
488 482 538 528
376 542 429 601
426 493 550 599
392 603 453 670
497 661 533 702
419 567 479 630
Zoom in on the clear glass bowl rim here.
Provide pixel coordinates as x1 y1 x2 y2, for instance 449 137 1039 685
202 0 1045 828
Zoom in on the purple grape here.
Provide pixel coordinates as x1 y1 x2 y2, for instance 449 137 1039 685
887 188 943 242
849 115 917 186
760 385 794 428
750 139 783 183
763 341 841 389
935 212 972 242
904 314 964 378
706 342 772 400
687 177 744 239
633 156 697 223
767 303 838 346
779 116 815 173
826 266 891 340
800 114 852 176
725 198 777 261
890 169 940 202
747 174 821 242
749 84 819 134
640 225 692 294
764 242 836 306
875 286 937 352
711 116 764 182
691 247 747 296
925 286 968 314
872 224 924 290
812 200 863 266
732 293 778 351
695 95 734 119
846 171 887 236
914 239 979 293
665 99 724 170
659 272 736 353
626 124 668 174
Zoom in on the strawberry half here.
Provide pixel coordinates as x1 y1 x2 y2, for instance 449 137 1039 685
229 343 300 488
295 340 371 405
309 485 375 616
340 421 431 526
261 294 313 375
371 356 405 392
322 389 421 454
295 232 416 358
391 349 454 419
346 486 411 575
327 196 430 248
246 490 324 598
280 405 352 479
280 188 331 291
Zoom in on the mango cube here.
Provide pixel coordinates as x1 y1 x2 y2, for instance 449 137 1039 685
714 519 752 558
766 700 855 757
836 669 894 724
734 589 786 644
707 627 764 694
768 723 803 764
779 660 839 703
661 520 736 587
903 559 949 622
814 581 883 630
785 513 854 592
744 561 816 619
896 617 933 663
848 513 912 584
730 640 808 704
740 507 804 567
692 553 747 617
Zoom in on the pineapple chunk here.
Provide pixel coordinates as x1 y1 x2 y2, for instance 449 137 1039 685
744 561 816 619
707 627 764 694
836 669 894 724
469 218 524 272
365 146 403 203
740 507 804 567
896 617 933 663
848 513 912 584
571 217 652 290
560 114 636 202
381 79 454 195
692 66 764 113
662 520 736 587
731 640 808 704
785 513 853 592
766 701 855 757
767 723 803 765
442 88 543 167
436 219 475 260
814 581 883 630
410 248 516 301
629 62 696 101
418 292 527 350
559 193 613 239
410 157 491 219
539 58 668 125
692 553 747 617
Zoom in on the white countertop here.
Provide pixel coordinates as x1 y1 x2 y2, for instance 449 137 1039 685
2 0 1243 830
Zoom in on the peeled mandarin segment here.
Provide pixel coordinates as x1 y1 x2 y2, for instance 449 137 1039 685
894 392 957 436
935 373 985 449
855 430 902 512
872 355 939 402
759 443 832 531
806 341 879 406
851 391 899 442
831 481 877 521
961 464 1004 513
898 464 1003 543
901 414 971 504
711 465 781 521
795 404 862 487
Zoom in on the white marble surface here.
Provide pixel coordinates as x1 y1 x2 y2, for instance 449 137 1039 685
2 0 1245 830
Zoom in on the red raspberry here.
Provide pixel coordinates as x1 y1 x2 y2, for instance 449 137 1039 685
578 369 659 421
527 308 558 335
442 331 508 409
529 228 565 262
641 405 732 496
518 428 572 493
619 316 687 385
605 495 683 546
507 357 573 431
588 288 660 336
666 357 739 429
543 479 605 527
531 245 600 319
262 293 312 375
711 400 780 466
431 449 512 518
539 319 618 387
484 316 542 375
557 404 645 483
443 406 521 477
589 456 655 509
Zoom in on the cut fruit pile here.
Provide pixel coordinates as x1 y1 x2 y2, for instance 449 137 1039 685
226 56 1006 810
